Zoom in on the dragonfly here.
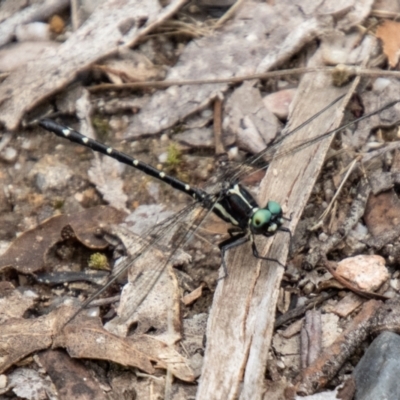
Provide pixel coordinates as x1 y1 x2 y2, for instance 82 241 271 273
38 94 400 323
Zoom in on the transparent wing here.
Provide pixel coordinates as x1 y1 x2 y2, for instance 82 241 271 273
219 96 400 186
66 199 210 325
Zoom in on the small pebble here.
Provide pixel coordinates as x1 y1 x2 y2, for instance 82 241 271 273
227 146 239 160
15 22 50 42
86 307 100 318
302 281 315 295
49 15 65 34
390 279 400 291
200 109 213 118
0 374 7 389
353 222 368 236
372 77 391 92
296 296 307 307
158 152 168 163
263 88 297 120
1 147 17 162
174 127 213 148
318 232 328 242
276 360 285 369
276 80 289 89
336 255 389 292
322 40 348 65
37 167 72 191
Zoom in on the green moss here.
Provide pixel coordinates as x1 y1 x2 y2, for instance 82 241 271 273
52 197 65 209
88 253 109 270
166 143 183 169
92 116 109 141
164 143 189 182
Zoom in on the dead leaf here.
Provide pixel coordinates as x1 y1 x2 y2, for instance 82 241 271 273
59 312 195 381
38 350 107 400
0 309 62 373
88 157 129 212
182 283 205 306
0 284 38 324
98 52 166 84
223 81 281 154
55 318 156 375
0 206 127 273
350 79 400 148
0 304 195 381
376 20 400 68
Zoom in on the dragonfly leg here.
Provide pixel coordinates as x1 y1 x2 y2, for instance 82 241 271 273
278 226 292 240
218 232 250 279
281 211 293 222
251 236 286 268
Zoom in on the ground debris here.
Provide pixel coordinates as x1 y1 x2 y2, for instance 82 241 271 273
2 0 400 398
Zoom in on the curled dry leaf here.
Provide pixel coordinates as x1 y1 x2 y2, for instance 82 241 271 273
182 283 205 306
0 307 65 374
63 316 195 381
0 206 126 273
0 305 195 382
54 317 156 375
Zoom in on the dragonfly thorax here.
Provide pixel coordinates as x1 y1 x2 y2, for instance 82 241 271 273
211 183 284 237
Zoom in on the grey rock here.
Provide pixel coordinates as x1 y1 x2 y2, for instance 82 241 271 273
353 331 400 400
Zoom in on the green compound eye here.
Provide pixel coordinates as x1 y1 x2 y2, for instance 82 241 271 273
252 209 272 228
266 201 282 216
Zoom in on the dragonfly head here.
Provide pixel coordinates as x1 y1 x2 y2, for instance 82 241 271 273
250 201 284 236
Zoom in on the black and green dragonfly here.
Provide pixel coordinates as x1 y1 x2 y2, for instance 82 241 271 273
38 93 400 321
